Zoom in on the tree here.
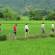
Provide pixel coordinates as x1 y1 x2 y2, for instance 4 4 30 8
46 11 55 20
28 9 48 20
3 6 20 20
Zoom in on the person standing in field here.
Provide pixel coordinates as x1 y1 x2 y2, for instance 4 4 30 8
41 22 45 33
13 24 17 39
24 23 29 38
51 23 55 32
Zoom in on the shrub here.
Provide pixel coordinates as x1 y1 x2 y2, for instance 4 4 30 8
49 32 55 37
16 16 21 20
0 35 7 41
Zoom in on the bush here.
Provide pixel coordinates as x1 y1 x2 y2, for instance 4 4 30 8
16 16 21 20
49 32 55 37
0 35 7 41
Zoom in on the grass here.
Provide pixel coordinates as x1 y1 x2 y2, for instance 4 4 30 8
0 38 55 55
0 20 55 38
0 20 55 55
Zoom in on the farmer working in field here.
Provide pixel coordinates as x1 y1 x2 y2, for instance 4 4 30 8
13 24 17 39
41 22 45 33
51 23 55 32
24 23 29 38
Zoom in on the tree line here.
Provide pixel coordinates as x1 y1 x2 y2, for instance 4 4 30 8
0 6 55 20
0 6 21 20
25 9 55 20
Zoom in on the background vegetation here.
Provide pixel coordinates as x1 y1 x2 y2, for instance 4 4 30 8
0 6 55 21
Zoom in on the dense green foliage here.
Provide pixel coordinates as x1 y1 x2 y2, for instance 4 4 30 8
26 9 55 20
0 6 55 20
0 7 21 20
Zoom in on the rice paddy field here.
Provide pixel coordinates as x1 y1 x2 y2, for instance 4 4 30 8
0 20 55 38
0 20 55 55
0 38 55 55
